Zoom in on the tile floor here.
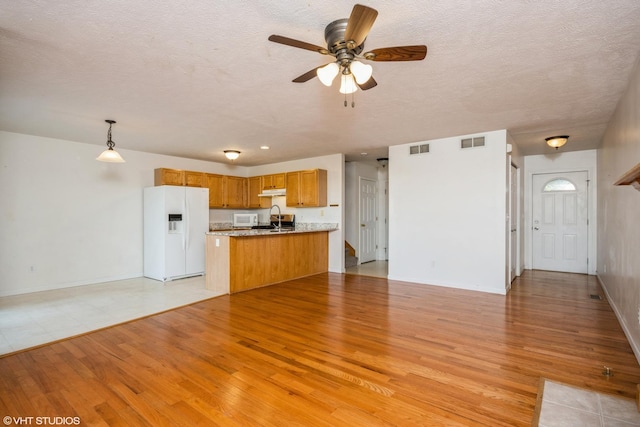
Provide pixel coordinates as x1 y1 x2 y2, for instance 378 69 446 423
0 275 225 355
345 260 388 278
537 379 640 426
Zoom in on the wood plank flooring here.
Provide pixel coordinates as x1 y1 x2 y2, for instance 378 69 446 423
1 270 639 426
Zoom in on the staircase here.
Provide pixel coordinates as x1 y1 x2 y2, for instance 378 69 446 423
345 241 358 268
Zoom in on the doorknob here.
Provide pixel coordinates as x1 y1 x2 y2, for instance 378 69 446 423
534 227 539 230
361 224 365 227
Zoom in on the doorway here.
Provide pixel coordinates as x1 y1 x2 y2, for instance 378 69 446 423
509 163 519 283
531 171 589 273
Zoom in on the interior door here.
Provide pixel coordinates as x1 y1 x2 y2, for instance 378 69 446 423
359 177 377 263
532 171 588 273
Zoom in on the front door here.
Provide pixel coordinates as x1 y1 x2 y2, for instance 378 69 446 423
532 171 588 273
359 177 377 263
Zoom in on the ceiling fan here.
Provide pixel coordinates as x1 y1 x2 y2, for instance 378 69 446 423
268 4 427 102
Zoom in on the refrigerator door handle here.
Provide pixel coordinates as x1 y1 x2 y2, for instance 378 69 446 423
183 195 188 251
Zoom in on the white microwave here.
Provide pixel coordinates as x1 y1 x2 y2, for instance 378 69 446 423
233 213 258 228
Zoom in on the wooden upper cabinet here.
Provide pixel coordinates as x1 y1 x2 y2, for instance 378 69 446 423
154 168 184 186
286 169 327 207
207 174 225 208
207 174 247 209
225 176 247 208
262 173 286 190
184 171 207 187
248 176 270 209
154 168 206 187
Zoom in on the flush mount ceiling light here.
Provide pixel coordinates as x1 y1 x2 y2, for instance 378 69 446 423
545 135 569 150
268 4 427 108
377 157 389 168
224 150 241 160
96 120 125 163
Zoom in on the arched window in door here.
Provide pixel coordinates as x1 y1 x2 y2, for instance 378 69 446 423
543 178 576 192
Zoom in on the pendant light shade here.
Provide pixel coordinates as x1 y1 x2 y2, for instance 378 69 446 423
339 73 358 94
317 62 339 86
96 120 125 163
349 60 373 85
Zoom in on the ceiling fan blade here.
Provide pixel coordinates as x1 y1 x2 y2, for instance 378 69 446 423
364 45 427 61
292 67 320 83
344 4 378 48
357 76 377 91
268 35 329 55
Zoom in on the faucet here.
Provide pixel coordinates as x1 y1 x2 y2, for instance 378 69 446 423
270 204 281 230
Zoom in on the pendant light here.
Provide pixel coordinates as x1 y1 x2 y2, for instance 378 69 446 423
96 120 125 163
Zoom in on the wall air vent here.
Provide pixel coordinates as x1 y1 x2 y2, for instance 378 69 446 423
461 136 485 149
409 144 430 155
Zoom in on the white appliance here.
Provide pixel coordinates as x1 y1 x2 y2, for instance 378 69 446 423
233 213 258 228
144 185 209 282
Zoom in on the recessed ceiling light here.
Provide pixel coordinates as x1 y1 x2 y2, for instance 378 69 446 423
260 146 270 150
361 152 368 156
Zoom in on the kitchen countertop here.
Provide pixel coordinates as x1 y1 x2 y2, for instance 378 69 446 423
207 223 338 237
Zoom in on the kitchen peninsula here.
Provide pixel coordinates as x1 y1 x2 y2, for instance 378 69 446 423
205 225 337 294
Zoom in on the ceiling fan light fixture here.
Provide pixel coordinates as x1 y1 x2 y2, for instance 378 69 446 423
339 73 358 94
96 119 125 163
317 62 339 86
350 60 373 85
545 135 569 150
224 150 241 160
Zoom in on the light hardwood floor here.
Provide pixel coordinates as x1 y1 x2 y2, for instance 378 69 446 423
1 270 639 426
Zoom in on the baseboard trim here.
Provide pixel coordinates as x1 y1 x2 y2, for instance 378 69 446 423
597 274 640 365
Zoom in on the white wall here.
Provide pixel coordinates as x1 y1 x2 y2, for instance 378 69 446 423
597 58 640 362
0 131 343 296
388 130 509 294
523 150 598 274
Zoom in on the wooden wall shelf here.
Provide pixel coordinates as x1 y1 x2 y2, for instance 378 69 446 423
614 162 640 191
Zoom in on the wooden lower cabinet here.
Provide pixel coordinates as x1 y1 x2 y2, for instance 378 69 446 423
205 232 329 294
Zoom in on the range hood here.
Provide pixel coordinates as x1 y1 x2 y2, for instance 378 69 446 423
258 188 286 197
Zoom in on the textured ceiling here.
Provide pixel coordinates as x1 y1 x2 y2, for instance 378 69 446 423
1 1 640 166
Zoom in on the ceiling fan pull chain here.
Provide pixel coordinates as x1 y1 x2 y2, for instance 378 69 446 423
352 92 355 108
344 92 348 107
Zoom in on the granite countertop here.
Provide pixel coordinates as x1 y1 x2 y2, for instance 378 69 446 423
207 223 338 237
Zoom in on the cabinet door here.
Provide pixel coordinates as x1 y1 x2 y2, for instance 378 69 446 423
286 169 327 207
248 176 269 208
184 171 206 187
225 176 247 208
299 170 319 206
262 173 286 190
273 173 286 189
155 168 184 186
207 174 225 208
285 172 301 207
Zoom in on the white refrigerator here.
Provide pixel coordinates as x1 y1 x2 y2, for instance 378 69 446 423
143 185 209 282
